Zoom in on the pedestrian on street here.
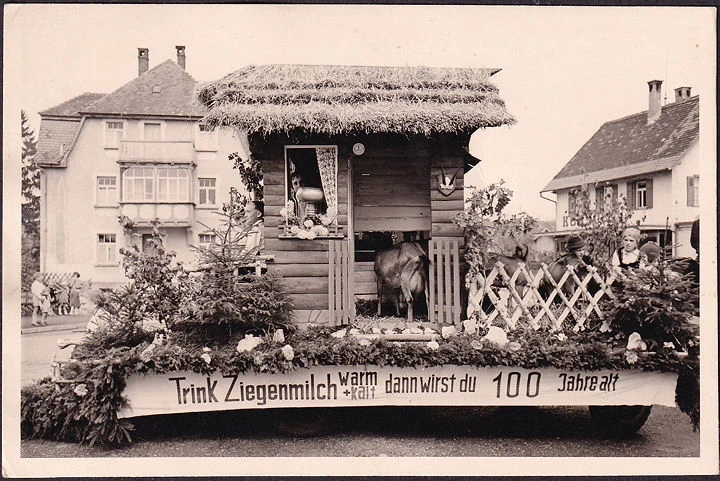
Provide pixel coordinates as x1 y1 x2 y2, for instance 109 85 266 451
56 283 70 316
68 272 82 315
31 272 50 326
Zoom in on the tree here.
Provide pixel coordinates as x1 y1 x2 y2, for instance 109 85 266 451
21 111 40 237
567 183 643 270
21 111 40 292
454 181 538 282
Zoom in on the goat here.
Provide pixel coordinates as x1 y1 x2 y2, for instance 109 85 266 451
483 245 529 282
374 242 429 322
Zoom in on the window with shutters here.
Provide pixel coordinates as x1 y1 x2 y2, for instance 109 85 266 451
628 179 653 210
687 175 699 207
594 184 617 211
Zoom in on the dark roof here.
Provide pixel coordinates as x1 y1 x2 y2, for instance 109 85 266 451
35 118 82 166
39 92 106 117
198 64 514 136
543 96 699 192
82 60 206 117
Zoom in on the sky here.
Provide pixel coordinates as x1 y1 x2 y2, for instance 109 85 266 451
4 4 714 220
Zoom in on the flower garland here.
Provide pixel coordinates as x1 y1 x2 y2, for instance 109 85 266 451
280 200 338 239
21 324 699 446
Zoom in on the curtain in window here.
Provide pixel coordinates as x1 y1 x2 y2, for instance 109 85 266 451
315 147 338 217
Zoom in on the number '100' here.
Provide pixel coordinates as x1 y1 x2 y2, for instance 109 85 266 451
492 371 541 398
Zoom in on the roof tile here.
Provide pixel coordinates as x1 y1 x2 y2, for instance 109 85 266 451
39 92 106 117
83 60 206 117
36 118 81 165
544 97 699 191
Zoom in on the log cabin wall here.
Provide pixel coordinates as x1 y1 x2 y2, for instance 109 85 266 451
253 132 468 326
255 133 350 326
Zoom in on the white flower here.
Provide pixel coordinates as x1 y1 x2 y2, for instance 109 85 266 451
462 319 478 335
296 229 309 239
331 329 347 339
303 219 314 229
273 329 285 343
555 333 568 342
236 334 263 353
481 326 509 347
371 328 383 335
441 326 458 339
506 341 522 352
348 328 361 335
663 342 676 350
73 384 88 397
279 207 288 218
625 350 639 364
281 344 295 361
202 347 211 352
470 339 483 350
426 340 440 351
200 353 212 365
626 332 647 351
289 225 300 235
306 230 318 240
358 338 372 347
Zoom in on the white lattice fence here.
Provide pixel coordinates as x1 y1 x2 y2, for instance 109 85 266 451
467 262 616 332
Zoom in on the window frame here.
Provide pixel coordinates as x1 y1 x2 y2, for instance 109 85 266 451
198 233 218 245
97 233 118 266
139 120 165 141
104 120 126 149
121 166 192 203
194 123 219 152
95 174 119 207
197 177 217 207
635 180 648 209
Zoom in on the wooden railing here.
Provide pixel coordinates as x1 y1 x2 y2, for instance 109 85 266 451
467 262 616 333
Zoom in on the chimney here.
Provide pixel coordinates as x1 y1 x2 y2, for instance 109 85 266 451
674 86 692 102
647 80 662 126
138 48 149 76
176 45 186 70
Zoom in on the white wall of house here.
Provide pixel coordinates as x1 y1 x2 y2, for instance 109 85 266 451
551 145 699 258
41 117 247 287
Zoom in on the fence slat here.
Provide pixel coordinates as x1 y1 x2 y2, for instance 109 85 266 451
468 262 616 333
452 239 461 326
328 241 336 323
428 240 437 322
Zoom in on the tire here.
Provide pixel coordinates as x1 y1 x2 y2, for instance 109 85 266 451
589 405 652 437
271 408 339 437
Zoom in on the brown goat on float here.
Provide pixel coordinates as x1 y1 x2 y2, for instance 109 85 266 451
484 245 529 284
374 242 429 322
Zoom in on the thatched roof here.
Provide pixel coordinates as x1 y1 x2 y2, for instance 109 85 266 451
197 64 515 136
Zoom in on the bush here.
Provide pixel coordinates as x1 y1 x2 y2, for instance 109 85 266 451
604 259 699 351
173 266 295 340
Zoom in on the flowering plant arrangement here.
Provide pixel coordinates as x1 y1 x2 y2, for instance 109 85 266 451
280 200 338 239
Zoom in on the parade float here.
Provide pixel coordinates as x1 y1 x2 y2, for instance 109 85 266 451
21 65 700 445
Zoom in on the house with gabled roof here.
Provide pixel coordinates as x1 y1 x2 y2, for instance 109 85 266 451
541 80 699 258
35 47 247 287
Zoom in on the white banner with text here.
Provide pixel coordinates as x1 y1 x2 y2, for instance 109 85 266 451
118 366 678 418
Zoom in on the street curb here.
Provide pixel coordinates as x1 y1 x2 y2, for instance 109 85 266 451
21 323 87 335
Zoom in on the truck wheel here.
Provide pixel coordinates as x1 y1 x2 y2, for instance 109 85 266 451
271 408 338 437
589 405 652 437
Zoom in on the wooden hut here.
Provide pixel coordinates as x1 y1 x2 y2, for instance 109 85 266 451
198 65 514 327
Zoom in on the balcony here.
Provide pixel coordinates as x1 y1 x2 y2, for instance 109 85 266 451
120 202 194 227
118 141 196 164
